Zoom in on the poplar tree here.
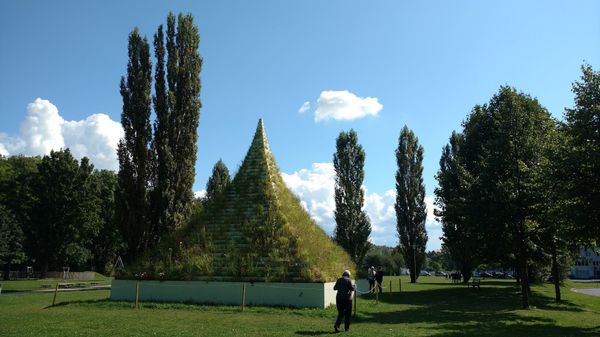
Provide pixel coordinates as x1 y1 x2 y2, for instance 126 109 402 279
333 130 371 266
150 13 202 237
395 126 428 283
116 28 152 261
204 159 230 203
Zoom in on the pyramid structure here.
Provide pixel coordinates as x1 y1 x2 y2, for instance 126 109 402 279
201 119 355 282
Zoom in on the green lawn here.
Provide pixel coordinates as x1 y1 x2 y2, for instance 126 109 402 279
0 277 598 337
0 276 111 292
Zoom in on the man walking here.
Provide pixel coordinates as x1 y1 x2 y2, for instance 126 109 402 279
333 270 355 333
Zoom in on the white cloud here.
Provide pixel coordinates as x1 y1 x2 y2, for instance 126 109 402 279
0 98 123 170
298 101 310 114
281 162 442 250
312 90 382 122
194 190 207 199
0 142 8 156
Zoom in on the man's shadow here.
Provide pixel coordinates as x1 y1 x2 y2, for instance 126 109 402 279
295 330 336 336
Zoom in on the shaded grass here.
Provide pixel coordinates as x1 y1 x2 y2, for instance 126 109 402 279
0 277 598 337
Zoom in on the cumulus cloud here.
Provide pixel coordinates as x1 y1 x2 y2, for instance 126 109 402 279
298 101 310 114
281 162 442 250
0 98 123 170
194 190 207 199
310 90 383 122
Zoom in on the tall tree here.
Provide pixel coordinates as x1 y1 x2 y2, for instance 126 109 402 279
0 205 25 280
32 150 94 275
477 87 554 308
563 64 600 243
150 13 202 240
89 170 123 273
333 129 372 266
0 155 40 266
116 28 152 261
204 159 230 203
435 131 478 283
395 126 428 283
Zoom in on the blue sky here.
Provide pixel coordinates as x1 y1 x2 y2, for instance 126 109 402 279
1 1 599 250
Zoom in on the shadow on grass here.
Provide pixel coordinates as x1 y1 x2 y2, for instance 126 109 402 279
355 284 597 337
294 331 335 336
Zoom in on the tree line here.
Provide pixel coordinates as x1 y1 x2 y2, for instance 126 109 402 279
435 65 599 308
0 151 121 278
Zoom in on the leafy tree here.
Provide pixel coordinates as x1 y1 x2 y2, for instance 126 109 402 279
0 156 40 265
475 87 554 308
89 170 124 273
0 205 26 280
563 64 600 243
395 126 428 283
116 27 153 261
435 131 480 282
32 150 93 275
363 245 405 275
333 129 372 266
204 159 230 203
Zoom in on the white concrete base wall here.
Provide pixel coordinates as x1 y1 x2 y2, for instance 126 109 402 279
111 280 340 308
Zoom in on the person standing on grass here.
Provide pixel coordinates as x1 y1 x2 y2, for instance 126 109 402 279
333 270 355 333
368 266 376 293
375 266 384 293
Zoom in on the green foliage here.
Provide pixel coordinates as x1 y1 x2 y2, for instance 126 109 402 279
204 159 230 203
333 129 372 267
395 125 428 283
438 87 556 307
150 12 203 242
89 170 124 274
435 130 480 281
363 245 404 275
116 27 153 261
0 204 26 279
563 64 600 244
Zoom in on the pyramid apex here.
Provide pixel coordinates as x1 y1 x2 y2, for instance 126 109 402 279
249 118 269 154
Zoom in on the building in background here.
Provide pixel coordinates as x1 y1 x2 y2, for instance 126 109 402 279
571 248 600 279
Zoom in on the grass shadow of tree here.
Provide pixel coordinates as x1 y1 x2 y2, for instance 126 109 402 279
354 284 596 337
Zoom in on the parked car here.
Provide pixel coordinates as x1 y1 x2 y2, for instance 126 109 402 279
480 272 493 278
435 271 447 277
420 271 432 276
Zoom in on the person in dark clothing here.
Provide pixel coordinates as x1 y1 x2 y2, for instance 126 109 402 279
375 267 384 293
333 270 355 333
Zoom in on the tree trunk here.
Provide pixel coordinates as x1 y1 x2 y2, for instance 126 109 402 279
551 242 561 303
517 218 530 308
3 262 11 280
41 261 49 279
409 252 417 283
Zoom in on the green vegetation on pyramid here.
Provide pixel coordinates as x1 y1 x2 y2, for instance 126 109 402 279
119 119 355 282
201 119 355 282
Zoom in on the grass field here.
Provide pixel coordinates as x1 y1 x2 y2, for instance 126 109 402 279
0 276 598 337
0 274 111 292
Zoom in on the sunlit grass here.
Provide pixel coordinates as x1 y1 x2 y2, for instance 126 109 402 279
1 276 598 337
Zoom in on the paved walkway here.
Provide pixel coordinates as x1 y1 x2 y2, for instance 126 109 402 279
571 287 600 297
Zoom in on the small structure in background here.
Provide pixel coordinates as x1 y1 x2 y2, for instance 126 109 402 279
571 248 600 279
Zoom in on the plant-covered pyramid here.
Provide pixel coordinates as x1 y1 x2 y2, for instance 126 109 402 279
200 119 355 282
